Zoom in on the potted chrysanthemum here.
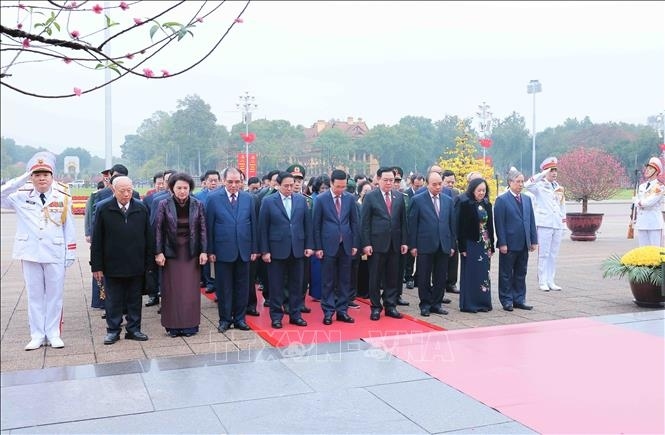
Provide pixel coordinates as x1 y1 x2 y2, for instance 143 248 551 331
601 246 665 308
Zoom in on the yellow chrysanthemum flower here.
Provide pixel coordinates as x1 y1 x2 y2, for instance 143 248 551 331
620 246 665 268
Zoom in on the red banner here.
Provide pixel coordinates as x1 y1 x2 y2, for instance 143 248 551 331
237 153 258 178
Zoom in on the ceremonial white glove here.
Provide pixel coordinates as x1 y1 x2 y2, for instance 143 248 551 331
65 259 75 268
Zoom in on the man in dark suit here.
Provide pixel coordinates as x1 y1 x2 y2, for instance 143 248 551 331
207 167 258 332
361 167 409 321
403 173 425 290
441 169 461 294
408 171 456 317
313 169 360 325
259 171 314 329
494 167 538 311
91 176 152 345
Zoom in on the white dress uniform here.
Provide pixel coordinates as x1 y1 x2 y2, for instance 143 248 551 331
634 157 664 247
0 152 76 349
525 157 566 291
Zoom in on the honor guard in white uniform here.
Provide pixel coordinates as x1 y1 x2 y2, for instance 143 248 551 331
524 157 566 291
634 157 664 247
0 151 77 350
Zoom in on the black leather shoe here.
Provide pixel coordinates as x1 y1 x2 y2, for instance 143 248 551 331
420 309 430 317
430 306 449 315
406 279 415 289
271 320 283 329
503 305 514 311
103 333 120 345
396 297 410 306
348 301 360 309
300 305 312 313
145 296 160 307
101 313 106 319
447 285 460 294
217 321 231 333
289 318 308 327
204 287 216 294
442 298 452 304
125 331 148 341
323 315 333 325
370 308 381 321
336 313 354 323
385 308 403 319
246 308 260 316
234 321 251 331
514 303 533 310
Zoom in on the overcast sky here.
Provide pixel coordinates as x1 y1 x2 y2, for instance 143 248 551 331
1 1 663 159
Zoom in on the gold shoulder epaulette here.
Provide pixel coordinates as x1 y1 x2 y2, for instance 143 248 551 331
54 182 72 197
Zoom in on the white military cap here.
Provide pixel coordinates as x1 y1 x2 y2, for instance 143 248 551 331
540 156 558 171
27 151 56 174
646 157 663 175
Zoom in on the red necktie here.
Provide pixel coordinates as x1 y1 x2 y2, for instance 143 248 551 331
385 192 392 215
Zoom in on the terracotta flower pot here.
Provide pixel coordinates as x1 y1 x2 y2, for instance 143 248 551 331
629 280 665 308
565 213 604 241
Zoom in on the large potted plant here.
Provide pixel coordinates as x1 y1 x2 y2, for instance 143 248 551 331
557 147 625 241
601 246 665 308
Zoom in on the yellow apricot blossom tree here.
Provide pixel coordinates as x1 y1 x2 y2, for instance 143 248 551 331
439 121 498 201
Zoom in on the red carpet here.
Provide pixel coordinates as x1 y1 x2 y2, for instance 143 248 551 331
201 289 443 348
366 318 665 434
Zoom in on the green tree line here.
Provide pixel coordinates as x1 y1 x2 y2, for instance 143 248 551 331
2 93 661 183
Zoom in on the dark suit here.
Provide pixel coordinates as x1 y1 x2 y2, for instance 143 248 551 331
360 188 407 310
445 188 461 290
206 188 258 327
259 192 313 321
403 187 419 284
91 198 153 335
493 190 538 307
408 191 456 311
313 190 360 316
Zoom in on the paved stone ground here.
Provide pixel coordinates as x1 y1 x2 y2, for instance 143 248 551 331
0 201 656 373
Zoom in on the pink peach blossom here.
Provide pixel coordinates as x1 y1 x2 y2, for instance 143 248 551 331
196 17 203 23
92 4 103 14
73 87 82 96
143 68 154 78
17 23 23 30
119 1 129 11
161 69 170 77
63 57 72 64
22 38 29 48
126 53 134 59
234 18 243 23
70 30 80 39
133 18 142 25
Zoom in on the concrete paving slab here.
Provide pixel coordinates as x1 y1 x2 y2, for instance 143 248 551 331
1 373 152 430
211 388 428 434
141 359 313 410
367 379 512 433
442 421 537 434
10 405 226 434
280 348 430 391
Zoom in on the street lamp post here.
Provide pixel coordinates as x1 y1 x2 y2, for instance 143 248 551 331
527 80 542 176
236 91 257 181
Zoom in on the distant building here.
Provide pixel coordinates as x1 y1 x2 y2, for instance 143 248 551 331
301 116 379 177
